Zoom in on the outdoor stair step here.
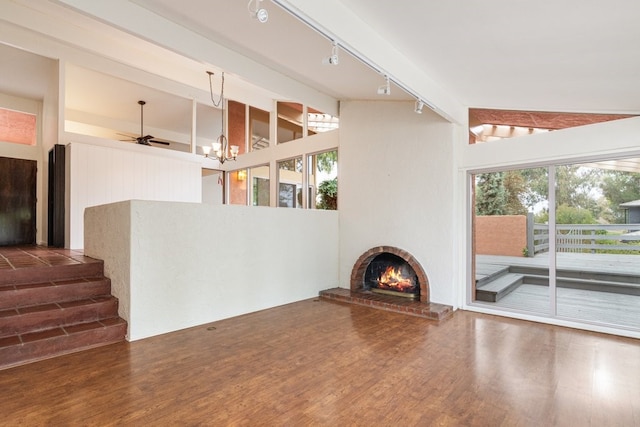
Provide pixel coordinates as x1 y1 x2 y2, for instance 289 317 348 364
475 265 510 287
0 318 127 370
0 296 119 338
557 277 640 294
0 277 111 310
522 274 640 295
476 273 524 302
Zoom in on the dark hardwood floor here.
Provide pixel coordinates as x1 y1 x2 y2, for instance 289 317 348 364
1 298 639 426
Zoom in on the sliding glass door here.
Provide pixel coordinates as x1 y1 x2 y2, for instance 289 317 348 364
473 167 550 315
472 157 640 331
553 160 640 329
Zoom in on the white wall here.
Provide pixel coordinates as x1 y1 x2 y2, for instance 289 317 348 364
338 101 457 306
66 137 202 248
85 200 339 341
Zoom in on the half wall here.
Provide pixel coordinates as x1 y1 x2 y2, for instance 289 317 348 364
85 200 339 340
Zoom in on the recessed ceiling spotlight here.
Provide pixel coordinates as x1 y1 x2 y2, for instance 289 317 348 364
322 41 339 65
377 75 391 96
414 100 424 114
248 0 268 23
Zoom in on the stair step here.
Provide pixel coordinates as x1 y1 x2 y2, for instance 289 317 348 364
0 259 104 286
0 317 127 370
0 246 127 369
0 277 111 310
476 273 524 302
0 296 119 338
475 265 510 287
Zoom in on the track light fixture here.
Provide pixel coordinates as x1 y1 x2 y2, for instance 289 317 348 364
248 0 268 23
377 75 391 96
322 41 339 65
414 100 424 114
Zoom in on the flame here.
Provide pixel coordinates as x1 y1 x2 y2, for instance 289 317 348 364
377 266 415 292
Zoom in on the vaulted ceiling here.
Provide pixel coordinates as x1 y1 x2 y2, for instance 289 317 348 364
2 0 640 131
126 0 640 115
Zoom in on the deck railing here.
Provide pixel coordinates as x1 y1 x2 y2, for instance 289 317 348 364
527 218 640 256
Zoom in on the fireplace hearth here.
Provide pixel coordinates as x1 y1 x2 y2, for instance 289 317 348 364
319 246 452 320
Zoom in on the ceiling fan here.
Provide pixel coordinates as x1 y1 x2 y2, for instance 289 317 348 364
120 100 170 146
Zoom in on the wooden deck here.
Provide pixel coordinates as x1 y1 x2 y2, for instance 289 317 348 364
476 253 640 329
477 252 640 280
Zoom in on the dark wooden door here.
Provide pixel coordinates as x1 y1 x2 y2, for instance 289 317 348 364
0 156 37 246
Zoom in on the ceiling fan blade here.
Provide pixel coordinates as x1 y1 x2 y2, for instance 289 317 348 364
134 101 171 146
136 136 152 146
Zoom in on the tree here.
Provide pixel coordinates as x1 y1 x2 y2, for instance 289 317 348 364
503 170 528 215
517 167 548 212
317 178 337 210
555 165 601 215
537 204 596 224
316 150 337 174
600 170 640 223
475 172 505 215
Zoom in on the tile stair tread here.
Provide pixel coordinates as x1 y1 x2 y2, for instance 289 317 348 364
0 318 127 370
0 277 111 310
0 246 127 370
0 296 119 339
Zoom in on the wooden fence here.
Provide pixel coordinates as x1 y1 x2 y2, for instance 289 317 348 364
527 217 640 256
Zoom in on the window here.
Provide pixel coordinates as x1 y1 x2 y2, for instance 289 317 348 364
0 107 36 146
228 100 247 155
226 166 270 206
307 108 339 134
308 150 338 210
228 168 248 205
277 157 303 208
250 106 270 151
250 165 270 206
277 102 304 144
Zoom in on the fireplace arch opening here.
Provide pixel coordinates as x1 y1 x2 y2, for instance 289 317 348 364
350 246 430 303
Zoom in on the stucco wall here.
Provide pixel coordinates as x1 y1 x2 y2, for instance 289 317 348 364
85 200 339 341
475 215 527 257
338 101 457 307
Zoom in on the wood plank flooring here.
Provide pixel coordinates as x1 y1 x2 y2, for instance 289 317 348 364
1 298 639 426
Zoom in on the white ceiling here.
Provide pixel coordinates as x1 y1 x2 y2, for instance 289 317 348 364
1 0 639 138
129 0 640 115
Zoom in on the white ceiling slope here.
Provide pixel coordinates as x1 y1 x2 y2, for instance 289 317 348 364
4 0 640 126
58 0 640 120
334 0 640 115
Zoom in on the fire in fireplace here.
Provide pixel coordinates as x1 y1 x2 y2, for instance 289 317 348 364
351 246 430 304
364 253 419 299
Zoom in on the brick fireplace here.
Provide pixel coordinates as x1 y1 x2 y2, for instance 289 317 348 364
319 246 452 321
351 246 429 303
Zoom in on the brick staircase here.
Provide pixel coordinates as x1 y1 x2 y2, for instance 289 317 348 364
0 246 127 370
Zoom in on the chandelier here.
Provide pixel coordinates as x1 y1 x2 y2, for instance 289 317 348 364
203 71 239 164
